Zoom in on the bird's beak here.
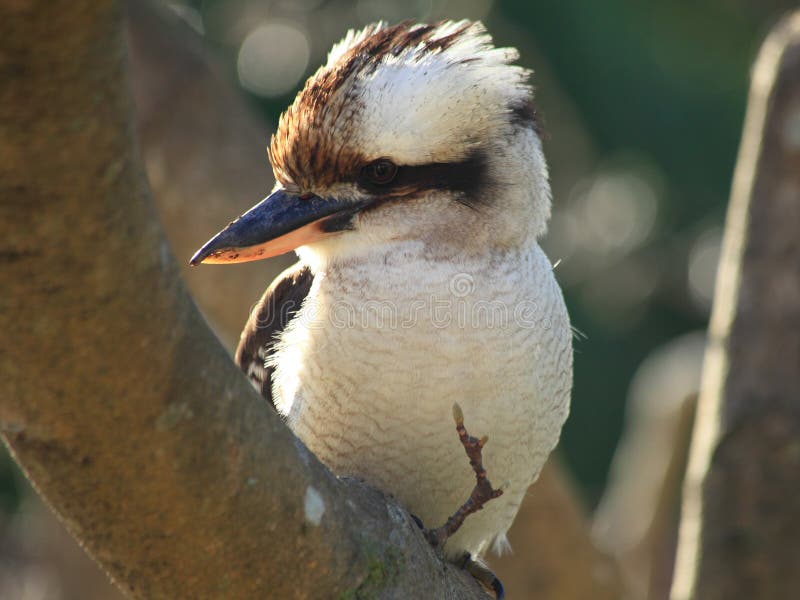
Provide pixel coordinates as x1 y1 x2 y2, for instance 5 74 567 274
190 189 362 265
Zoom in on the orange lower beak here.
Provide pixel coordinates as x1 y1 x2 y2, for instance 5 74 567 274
190 190 364 265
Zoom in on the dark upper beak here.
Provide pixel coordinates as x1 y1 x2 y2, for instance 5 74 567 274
189 189 361 265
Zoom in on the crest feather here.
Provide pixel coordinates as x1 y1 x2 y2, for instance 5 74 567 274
269 21 536 189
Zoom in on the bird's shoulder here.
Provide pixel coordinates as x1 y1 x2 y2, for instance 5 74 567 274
235 262 314 409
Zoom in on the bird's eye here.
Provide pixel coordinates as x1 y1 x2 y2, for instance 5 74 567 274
362 159 398 185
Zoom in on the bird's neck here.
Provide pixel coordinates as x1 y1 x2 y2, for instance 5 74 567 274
297 230 540 277
301 237 545 313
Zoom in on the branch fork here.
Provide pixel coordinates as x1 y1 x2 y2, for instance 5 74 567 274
425 403 505 549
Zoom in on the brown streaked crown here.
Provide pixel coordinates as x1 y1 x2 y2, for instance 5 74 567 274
268 21 474 191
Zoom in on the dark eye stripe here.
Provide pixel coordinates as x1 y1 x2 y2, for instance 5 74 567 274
356 149 487 206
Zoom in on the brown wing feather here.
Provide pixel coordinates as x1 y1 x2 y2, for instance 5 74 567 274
235 262 313 409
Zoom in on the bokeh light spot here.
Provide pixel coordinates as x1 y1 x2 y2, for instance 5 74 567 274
688 226 722 311
237 22 311 98
582 172 659 256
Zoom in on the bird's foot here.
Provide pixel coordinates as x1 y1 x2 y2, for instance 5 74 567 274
424 403 504 548
458 553 505 600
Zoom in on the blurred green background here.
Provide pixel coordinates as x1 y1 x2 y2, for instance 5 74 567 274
0 0 795 516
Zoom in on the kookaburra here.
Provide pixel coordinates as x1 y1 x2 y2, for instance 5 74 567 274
192 20 572 567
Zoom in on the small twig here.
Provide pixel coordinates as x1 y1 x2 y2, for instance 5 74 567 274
426 403 505 548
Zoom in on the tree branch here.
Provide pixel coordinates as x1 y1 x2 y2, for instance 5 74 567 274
671 11 800 600
0 2 483 597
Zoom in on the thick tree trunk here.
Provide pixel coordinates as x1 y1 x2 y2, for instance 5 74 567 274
671 12 800 600
0 2 484 597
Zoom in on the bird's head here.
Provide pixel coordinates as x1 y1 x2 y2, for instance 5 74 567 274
191 20 551 270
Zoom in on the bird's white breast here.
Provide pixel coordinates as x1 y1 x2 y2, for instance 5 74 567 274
271 240 572 557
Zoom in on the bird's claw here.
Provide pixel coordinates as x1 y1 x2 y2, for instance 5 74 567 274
462 553 505 600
